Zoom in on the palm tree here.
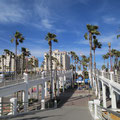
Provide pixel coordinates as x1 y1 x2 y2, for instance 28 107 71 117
45 32 58 100
102 55 106 66
77 60 82 71
81 55 89 80
92 36 102 71
74 54 79 80
117 34 120 39
92 36 102 97
41 60 45 71
69 51 76 68
105 53 109 70
1 55 6 74
21 47 31 74
11 52 15 73
0 58 2 72
25 49 31 73
69 51 76 88
84 24 100 87
113 50 120 69
45 54 49 72
27 58 33 72
11 31 25 78
9 51 14 73
52 56 59 100
4 49 10 72
111 49 116 67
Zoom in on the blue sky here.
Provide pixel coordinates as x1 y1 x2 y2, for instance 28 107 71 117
0 0 120 68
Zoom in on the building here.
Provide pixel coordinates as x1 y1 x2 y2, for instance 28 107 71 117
44 49 70 71
0 54 39 73
0 54 15 72
27 56 39 72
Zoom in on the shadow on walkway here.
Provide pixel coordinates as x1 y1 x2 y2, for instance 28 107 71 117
57 87 77 108
16 115 62 120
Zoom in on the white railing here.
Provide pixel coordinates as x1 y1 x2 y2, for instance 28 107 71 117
95 69 120 84
0 70 69 88
88 100 120 120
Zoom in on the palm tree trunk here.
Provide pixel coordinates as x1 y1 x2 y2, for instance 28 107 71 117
72 57 74 88
94 50 98 97
107 59 109 70
47 58 49 72
22 55 25 74
2 58 4 74
89 32 93 87
15 39 17 79
9 54 12 73
54 65 57 100
49 41 53 100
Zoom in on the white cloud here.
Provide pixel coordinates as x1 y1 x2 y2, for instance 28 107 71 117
34 0 50 19
41 19 53 29
103 16 120 24
29 48 49 58
99 34 117 43
0 1 29 23
74 40 89 45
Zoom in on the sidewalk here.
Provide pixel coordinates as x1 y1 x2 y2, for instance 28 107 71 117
11 88 93 120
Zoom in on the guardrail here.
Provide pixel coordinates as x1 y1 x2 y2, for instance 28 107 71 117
88 100 120 120
0 70 72 88
95 69 120 84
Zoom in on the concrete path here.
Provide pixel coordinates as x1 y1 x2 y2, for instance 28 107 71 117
12 89 93 120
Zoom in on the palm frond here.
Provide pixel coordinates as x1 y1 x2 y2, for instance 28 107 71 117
53 39 58 42
84 33 88 40
11 38 14 43
117 35 120 39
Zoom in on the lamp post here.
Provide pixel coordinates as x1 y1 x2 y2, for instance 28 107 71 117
108 42 112 71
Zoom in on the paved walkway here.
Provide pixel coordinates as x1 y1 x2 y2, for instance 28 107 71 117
12 88 93 120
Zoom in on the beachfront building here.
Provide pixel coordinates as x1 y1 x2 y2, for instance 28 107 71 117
0 54 39 73
44 49 70 71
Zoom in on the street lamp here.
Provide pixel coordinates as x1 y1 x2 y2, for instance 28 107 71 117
108 42 112 71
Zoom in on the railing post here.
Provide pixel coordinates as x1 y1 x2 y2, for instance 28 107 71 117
94 99 100 119
23 73 28 112
96 70 100 99
102 81 107 108
110 71 114 81
101 70 104 79
10 98 17 115
63 74 66 92
111 86 117 109
109 71 117 109
45 81 48 97
88 101 94 113
57 79 59 96
41 73 45 110
0 97 3 116
63 75 65 92
52 78 55 99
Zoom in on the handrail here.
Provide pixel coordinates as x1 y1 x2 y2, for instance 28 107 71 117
99 105 120 118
